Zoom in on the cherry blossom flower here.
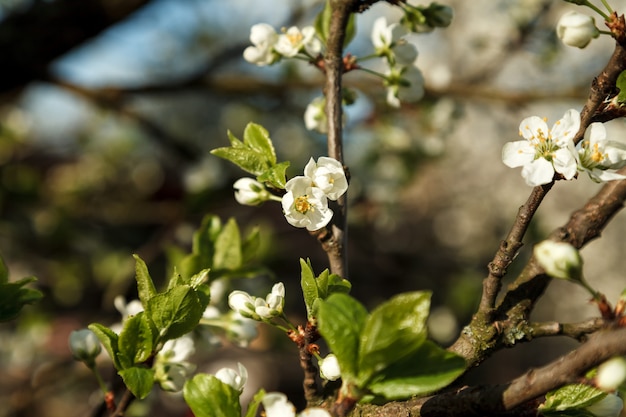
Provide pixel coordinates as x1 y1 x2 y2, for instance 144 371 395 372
215 362 248 392
385 65 425 108
275 26 321 58
154 335 196 392
228 283 286 321
282 176 333 231
304 96 328 133
557 11 599 49
243 23 280 66
304 157 348 201
371 17 418 65
596 357 626 392
502 109 580 186
68 329 101 366
576 123 626 182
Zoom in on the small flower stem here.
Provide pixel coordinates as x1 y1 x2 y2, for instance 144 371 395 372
598 30 613 35
268 195 283 202
356 53 382 62
583 1 610 20
357 66 389 80
599 0 613 14
89 363 109 395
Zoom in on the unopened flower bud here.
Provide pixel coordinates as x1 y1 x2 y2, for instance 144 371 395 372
69 329 101 366
319 354 341 381
585 393 624 417
556 11 599 49
533 240 583 281
215 362 248 392
233 178 270 206
597 357 626 391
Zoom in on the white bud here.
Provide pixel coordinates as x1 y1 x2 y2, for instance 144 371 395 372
597 357 626 391
233 178 270 206
215 362 248 392
585 393 624 417
533 240 583 281
69 329 101 366
556 11 599 48
319 354 341 381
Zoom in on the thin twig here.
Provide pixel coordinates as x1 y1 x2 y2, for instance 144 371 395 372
529 318 609 341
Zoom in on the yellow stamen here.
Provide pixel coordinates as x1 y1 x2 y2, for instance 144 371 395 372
295 195 312 214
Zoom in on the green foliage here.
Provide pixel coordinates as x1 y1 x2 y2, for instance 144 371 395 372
300 258 351 319
244 389 266 417
89 255 210 399
119 367 155 400
0 254 43 322
177 215 266 281
314 0 356 47
211 122 289 189
540 384 608 416
317 292 466 401
184 374 242 417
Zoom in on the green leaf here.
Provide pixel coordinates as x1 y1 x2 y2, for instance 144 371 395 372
317 293 368 379
327 273 351 296
133 255 157 307
179 215 222 280
344 13 356 48
88 323 122 370
243 123 276 165
357 291 431 385
367 340 465 399
0 277 43 322
119 367 155 400
300 259 319 318
184 374 242 417
118 312 154 366
541 384 607 415
148 285 204 341
213 218 242 271
314 0 332 43
211 147 270 177
257 161 290 189
241 227 261 265
244 389 266 417
616 70 626 104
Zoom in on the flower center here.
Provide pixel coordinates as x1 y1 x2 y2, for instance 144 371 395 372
287 32 303 46
294 195 312 214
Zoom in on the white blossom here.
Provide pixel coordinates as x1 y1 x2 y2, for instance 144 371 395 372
304 96 328 133
318 354 341 381
215 362 248 392
557 11 599 49
304 157 348 201
159 335 195 363
255 282 285 319
282 176 333 231
234 177 271 206
385 65 425 108
228 290 258 319
275 26 321 58
243 23 280 66
371 17 418 65
533 240 583 281
262 392 332 417
596 357 626 391
502 109 580 186
154 335 196 392
576 123 626 182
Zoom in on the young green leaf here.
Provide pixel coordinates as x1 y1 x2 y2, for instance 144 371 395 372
300 258 319 318
133 255 157 307
541 384 608 415
241 226 261 265
88 323 122 370
184 374 242 417
242 123 276 166
0 277 43 322
119 366 155 400
314 0 331 43
256 161 290 189
148 285 204 341
366 340 465 399
357 291 431 385
118 312 154 366
213 218 242 271
317 293 368 379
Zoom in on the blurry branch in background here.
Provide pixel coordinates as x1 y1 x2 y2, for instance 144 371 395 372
0 0 151 95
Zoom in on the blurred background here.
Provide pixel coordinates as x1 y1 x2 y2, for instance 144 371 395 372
1 0 626 416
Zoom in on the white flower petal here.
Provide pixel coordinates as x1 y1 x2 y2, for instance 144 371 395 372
521 158 555 186
502 141 535 168
263 392 297 417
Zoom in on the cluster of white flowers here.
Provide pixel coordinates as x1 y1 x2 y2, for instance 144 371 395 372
228 282 286 321
502 109 626 186
371 17 424 108
282 157 348 231
243 23 322 66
